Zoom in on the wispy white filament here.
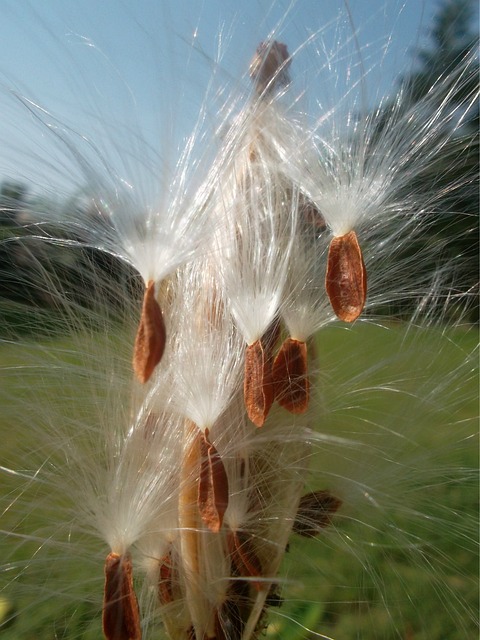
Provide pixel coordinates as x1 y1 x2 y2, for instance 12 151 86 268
168 261 244 430
213 100 301 345
0 2 477 640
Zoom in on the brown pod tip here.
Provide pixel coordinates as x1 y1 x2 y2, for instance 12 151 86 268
244 340 274 427
272 338 309 414
103 552 141 640
198 429 229 533
133 280 166 383
325 230 367 322
249 41 291 94
293 490 342 538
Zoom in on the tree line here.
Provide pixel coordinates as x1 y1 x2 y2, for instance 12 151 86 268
0 0 478 333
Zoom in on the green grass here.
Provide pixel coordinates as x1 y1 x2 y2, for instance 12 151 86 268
0 323 478 639
270 323 479 639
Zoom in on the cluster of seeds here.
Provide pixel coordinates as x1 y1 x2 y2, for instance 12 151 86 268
102 41 361 640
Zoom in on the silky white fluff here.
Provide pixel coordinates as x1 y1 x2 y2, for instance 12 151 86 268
166 261 244 431
212 99 302 346
0 2 478 640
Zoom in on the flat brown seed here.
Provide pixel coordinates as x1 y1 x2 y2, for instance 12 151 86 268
103 552 141 640
198 429 229 533
244 340 274 427
293 490 342 538
272 338 309 414
227 529 263 590
133 280 166 383
325 230 367 322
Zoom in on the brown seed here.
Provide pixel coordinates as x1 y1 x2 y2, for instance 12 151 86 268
325 230 367 322
103 552 141 640
244 340 274 427
272 338 309 414
198 429 229 533
293 490 342 538
158 552 174 605
227 529 263 591
133 280 166 383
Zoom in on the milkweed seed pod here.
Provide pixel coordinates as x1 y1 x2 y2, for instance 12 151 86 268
0 2 478 640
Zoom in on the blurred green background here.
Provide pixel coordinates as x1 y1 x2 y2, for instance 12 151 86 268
0 323 477 639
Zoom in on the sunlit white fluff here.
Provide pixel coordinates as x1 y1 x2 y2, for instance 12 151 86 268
92 409 181 556
212 97 301 346
279 215 334 341
167 261 244 431
0 2 477 640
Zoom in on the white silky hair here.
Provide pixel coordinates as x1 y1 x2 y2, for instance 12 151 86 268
0 1 478 640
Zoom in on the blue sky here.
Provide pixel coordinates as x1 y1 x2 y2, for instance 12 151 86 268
0 1 445 199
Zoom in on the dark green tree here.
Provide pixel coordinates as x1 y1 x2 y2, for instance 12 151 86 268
0 181 28 226
410 0 478 321
369 0 479 321
403 0 479 128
